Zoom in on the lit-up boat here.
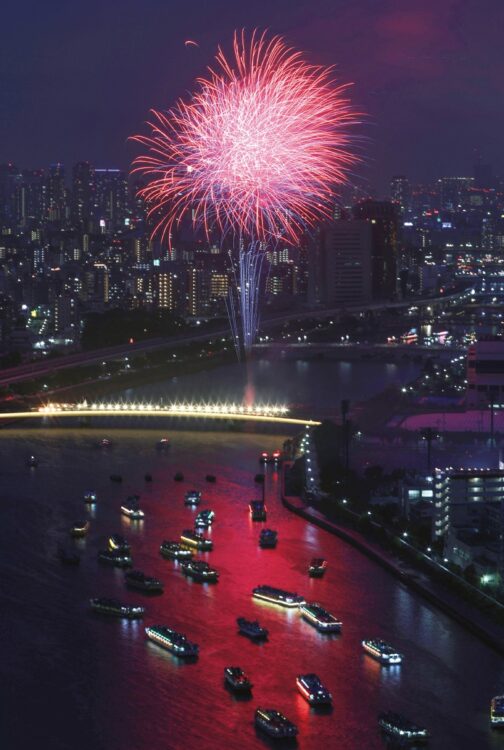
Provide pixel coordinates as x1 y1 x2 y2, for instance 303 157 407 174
308 558 327 577
159 541 193 560
125 570 163 593
98 549 132 568
180 529 213 550
237 617 268 640
90 598 144 619
362 639 402 665
300 602 342 632
181 559 219 583
491 696 504 728
184 490 201 505
249 500 267 521
84 491 97 504
252 585 305 608
194 509 215 527
108 534 130 552
70 520 90 537
259 529 278 548
121 495 145 520
26 455 39 468
296 674 332 705
254 708 298 739
156 437 170 450
378 712 429 744
145 625 199 657
224 666 253 692
99 438 112 448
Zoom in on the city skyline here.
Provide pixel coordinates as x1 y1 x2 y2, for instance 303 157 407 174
1 0 503 193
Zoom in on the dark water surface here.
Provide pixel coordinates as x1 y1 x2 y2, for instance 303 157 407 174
1 427 503 750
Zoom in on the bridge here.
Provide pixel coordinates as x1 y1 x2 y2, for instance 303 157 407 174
0 401 321 427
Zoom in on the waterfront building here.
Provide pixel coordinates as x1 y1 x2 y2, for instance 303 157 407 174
466 337 504 408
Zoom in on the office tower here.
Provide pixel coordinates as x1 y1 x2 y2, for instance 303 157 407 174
72 161 94 228
45 163 66 222
309 219 372 307
390 175 411 214
93 169 129 231
187 266 206 317
352 200 398 300
54 294 75 334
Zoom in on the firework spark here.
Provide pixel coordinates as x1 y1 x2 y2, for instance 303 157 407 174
132 29 359 245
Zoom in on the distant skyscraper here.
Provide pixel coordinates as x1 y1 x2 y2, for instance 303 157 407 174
45 163 66 222
352 200 398 300
72 162 94 228
390 175 411 214
93 169 129 231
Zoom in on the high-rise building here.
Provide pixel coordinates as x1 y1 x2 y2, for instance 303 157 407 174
72 162 94 228
352 200 398 300
93 169 129 231
45 163 66 222
309 220 372 307
390 175 411 214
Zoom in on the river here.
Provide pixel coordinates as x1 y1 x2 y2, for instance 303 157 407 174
1 358 502 749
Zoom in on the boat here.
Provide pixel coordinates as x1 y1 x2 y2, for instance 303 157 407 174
194 509 215 527
125 570 163 593
224 666 253 692
184 490 201 505
308 558 327 577
237 617 268 640
70 520 90 537
108 534 130 552
99 438 112 448
252 585 305 608
159 541 193 560
362 639 402 665
156 438 170 450
254 473 265 484
254 708 298 739
378 712 429 743
205 474 216 483
98 549 132 568
259 451 270 464
26 455 38 468
145 625 198 657
174 472 184 482
90 598 144 619
180 529 213 550
121 495 145 520
258 450 281 465
83 491 97 504
110 474 122 483
296 674 332 705
57 546 80 565
181 559 219 582
259 529 277 548
249 500 267 521
490 696 504 728
300 602 342 632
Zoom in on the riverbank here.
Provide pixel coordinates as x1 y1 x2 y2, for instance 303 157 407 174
281 464 504 656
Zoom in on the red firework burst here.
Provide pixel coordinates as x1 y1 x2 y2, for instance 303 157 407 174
132 29 360 244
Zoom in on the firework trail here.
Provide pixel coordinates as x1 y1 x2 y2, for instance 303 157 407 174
132 29 359 354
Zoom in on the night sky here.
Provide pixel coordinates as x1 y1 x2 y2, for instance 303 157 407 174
1 0 502 193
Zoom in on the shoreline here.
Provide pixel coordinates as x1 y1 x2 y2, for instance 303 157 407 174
281 464 504 656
